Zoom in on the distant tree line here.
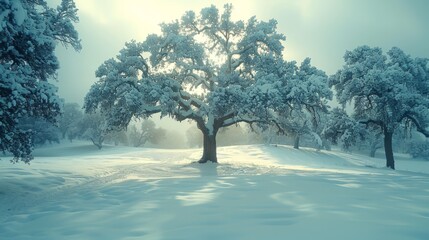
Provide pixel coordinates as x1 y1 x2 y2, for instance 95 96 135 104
2 102 168 151
58 103 168 149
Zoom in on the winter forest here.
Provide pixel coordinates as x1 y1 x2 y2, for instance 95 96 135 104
1 1 429 239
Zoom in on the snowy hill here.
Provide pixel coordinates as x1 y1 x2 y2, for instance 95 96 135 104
1 142 429 239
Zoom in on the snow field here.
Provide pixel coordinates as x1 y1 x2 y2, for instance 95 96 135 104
1 143 429 239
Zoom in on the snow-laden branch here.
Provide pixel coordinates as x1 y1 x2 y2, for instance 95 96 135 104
179 91 205 108
230 45 252 56
230 58 244 71
186 72 210 89
359 119 384 129
404 113 429 137
221 115 285 134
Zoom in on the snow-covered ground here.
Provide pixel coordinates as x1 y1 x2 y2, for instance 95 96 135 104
1 142 429 239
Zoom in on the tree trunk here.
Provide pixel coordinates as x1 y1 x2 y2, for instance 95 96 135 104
198 133 218 163
293 134 300 149
370 141 378 158
91 137 103 150
322 139 331 151
370 147 377 158
384 131 395 170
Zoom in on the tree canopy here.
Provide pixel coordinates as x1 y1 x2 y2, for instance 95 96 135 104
85 4 330 163
0 0 81 163
330 46 429 169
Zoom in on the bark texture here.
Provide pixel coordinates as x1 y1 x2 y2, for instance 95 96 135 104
384 130 395 169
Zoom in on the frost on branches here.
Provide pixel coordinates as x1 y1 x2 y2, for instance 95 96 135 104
85 4 326 163
0 0 81 163
330 46 429 169
322 108 367 151
273 58 332 149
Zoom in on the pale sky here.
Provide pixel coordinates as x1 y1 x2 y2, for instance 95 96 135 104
53 0 429 105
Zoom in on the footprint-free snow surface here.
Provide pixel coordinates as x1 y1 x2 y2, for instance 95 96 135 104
1 142 429 239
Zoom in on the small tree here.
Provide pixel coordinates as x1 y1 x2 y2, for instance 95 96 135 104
127 119 166 147
217 125 247 146
407 139 429 160
103 129 127 146
141 120 166 145
78 113 106 149
0 0 81 163
127 125 145 147
330 46 429 169
186 126 203 148
58 102 84 140
368 133 383 158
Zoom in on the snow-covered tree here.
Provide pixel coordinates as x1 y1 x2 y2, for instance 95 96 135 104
407 139 429 160
127 125 145 147
368 132 383 158
217 125 248 146
84 4 290 163
186 126 203 148
78 112 106 149
322 108 367 151
105 129 128 146
277 58 332 149
58 103 83 140
0 0 81 163
127 119 166 147
330 46 429 169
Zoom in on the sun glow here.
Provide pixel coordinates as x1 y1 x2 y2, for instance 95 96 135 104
74 0 259 40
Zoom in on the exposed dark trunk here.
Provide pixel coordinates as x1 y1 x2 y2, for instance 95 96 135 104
91 137 103 150
370 141 378 158
322 139 331 151
384 131 395 170
370 147 377 158
370 142 383 158
293 134 300 149
198 132 218 163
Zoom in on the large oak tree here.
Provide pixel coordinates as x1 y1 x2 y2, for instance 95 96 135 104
330 46 429 169
84 4 327 163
